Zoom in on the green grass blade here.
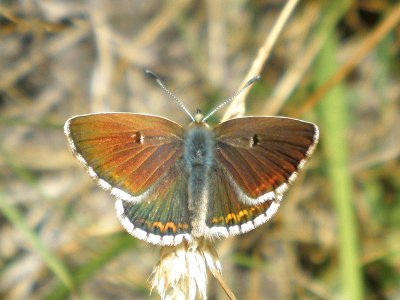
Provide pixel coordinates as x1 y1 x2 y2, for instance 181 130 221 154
316 34 365 299
0 192 73 289
43 233 138 300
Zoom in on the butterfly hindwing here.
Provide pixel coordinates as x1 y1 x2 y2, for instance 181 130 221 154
115 161 192 246
205 166 280 238
214 117 319 204
65 113 184 201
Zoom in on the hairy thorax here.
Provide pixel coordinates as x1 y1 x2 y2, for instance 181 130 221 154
183 122 216 237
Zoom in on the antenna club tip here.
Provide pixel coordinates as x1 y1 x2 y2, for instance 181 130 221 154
145 70 157 78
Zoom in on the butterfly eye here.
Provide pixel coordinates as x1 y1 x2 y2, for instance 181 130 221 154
250 134 260 147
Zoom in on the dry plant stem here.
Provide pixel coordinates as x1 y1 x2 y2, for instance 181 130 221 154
131 0 190 46
89 0 114 112
109 0 190 65
264 37 321 115
213 272 238 300
299 3 400 115
206 0 227 86
0 4 68 32
263 3 321 115
222 0 300 121
0 25 89 91
0 4 31 29
350 142 400 173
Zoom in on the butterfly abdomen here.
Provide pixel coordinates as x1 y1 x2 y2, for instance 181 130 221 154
183 123 216 237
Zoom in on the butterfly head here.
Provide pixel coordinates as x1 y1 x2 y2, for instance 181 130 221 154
194 109 204 123
189 109 210 129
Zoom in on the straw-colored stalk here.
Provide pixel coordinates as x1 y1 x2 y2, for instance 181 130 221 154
150 238 222 300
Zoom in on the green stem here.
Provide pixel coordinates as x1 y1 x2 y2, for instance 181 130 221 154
316 34 365 299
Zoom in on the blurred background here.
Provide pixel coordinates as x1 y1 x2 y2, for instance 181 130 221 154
1 0 399 299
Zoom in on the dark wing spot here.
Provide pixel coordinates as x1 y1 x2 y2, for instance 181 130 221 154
250 134 260 147
132 131 143 144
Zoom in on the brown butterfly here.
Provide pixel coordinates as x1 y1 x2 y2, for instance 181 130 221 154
64 73 319 246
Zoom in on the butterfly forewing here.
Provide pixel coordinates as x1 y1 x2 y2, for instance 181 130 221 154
65 113 184 199
214 117 319 201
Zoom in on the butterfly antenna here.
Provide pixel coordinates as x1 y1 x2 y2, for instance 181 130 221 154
202 75 261 121
145 70 195 122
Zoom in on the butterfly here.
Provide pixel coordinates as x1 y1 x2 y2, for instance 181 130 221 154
64 73 319 246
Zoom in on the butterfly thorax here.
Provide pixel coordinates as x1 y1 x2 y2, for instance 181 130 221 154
183 121 216 237
184 121 215 168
